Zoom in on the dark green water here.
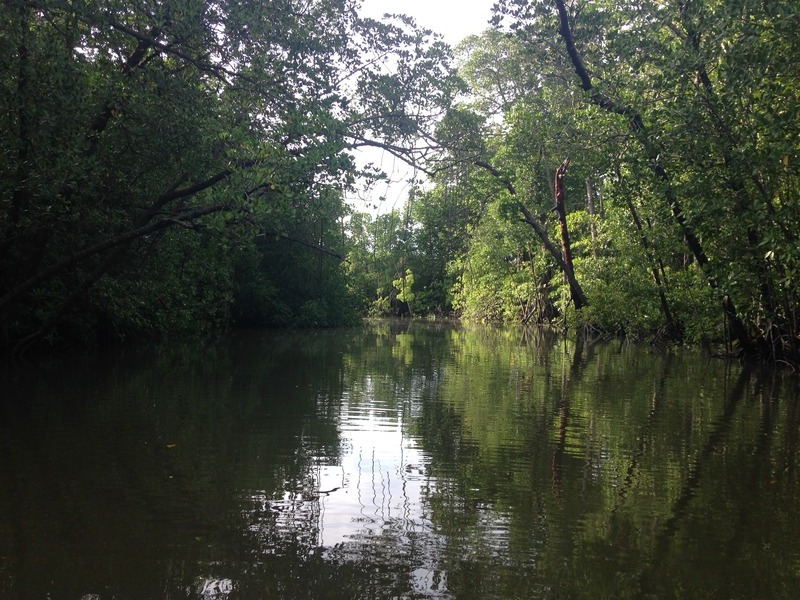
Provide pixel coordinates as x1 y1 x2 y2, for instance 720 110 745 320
1 321 799 599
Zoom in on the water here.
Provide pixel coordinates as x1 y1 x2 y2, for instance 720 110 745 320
1 322 799 599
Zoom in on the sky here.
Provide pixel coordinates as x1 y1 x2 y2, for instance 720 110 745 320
360 0 495 46
350 0 497 215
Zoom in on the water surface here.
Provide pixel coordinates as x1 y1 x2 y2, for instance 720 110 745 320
1 322 799 599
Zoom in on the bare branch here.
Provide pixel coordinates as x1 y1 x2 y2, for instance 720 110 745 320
105 18 235 81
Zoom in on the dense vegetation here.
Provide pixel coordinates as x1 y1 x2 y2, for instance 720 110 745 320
349 0 800 365
3 0 799 365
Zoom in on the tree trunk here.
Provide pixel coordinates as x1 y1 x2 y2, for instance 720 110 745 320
585 178 597 258
474 159 589 310
553 158 586 309
553 158 575 273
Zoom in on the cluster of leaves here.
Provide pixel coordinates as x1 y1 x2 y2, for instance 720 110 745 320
0 0 458 351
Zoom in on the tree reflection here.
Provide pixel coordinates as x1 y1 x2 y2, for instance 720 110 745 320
1 325 800 599
415 329 800 599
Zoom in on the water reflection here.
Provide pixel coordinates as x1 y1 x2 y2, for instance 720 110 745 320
1 322 799 599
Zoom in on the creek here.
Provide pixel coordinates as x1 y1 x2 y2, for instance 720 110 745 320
1 321 799 599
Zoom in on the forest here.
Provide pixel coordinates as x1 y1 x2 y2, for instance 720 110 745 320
2 0 799 366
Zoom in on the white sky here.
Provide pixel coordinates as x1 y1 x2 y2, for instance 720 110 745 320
360 0 495 46
351 0 496 216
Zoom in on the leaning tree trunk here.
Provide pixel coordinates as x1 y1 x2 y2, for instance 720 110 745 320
519 204 589 310
553 158 576 277
474 159 589 310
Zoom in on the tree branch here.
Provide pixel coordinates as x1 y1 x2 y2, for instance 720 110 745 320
474 159 516 195
554 0 643 130
0 203 228 317
105 18 234 81
349 134 438 176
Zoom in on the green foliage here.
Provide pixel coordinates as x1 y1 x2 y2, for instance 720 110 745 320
411 0 800 362
369 295 392 318
0 0 456 349
451 201 547 323
392 269 415 305
92 227 236 340
232 198 360 328
344 209 416 317
407 182 485 315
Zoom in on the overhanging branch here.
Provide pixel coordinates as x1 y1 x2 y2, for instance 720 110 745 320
0 203 229 316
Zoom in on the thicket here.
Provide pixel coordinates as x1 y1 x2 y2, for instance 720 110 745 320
3 0 799 366
0 0 456 352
